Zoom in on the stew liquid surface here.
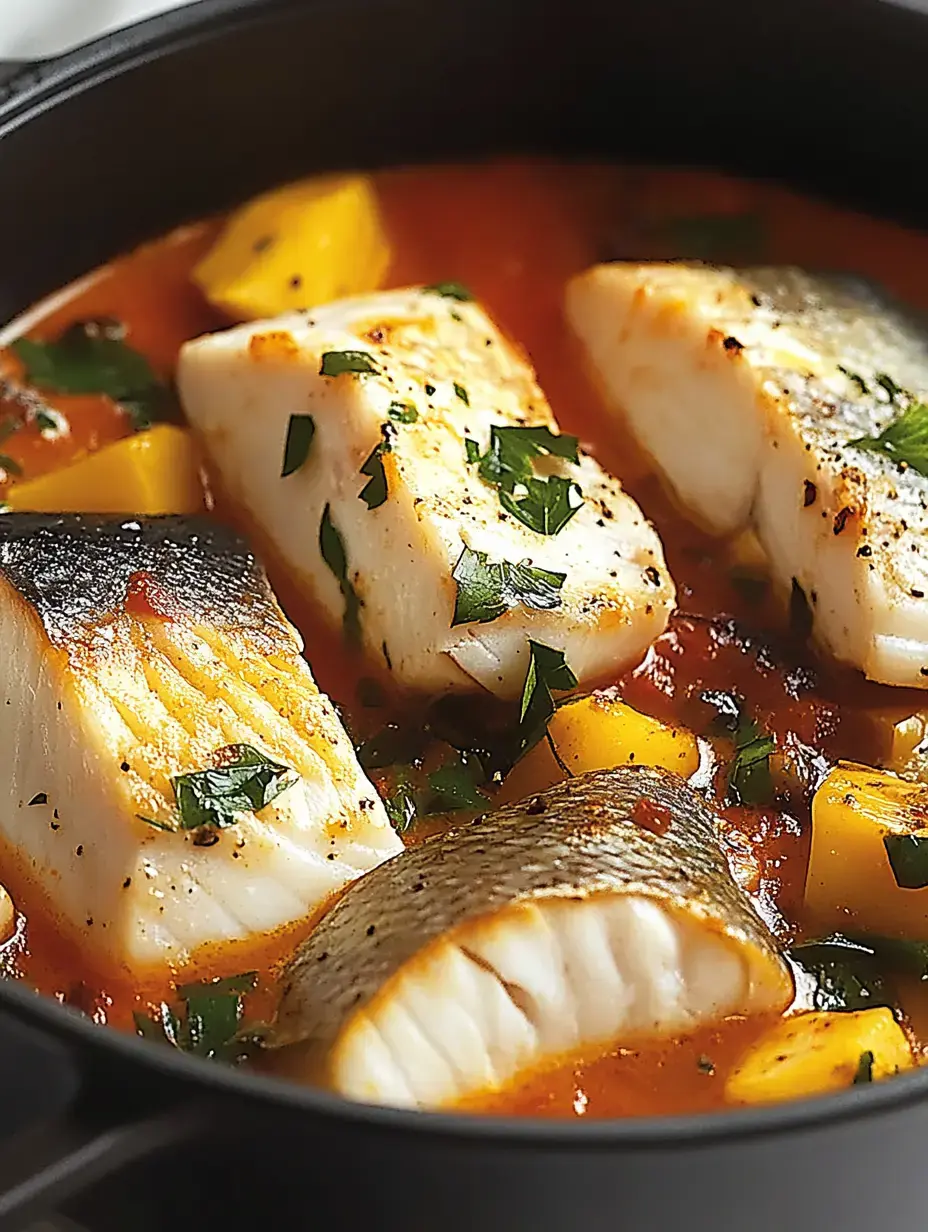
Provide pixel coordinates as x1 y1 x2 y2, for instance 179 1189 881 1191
4 160 928 1118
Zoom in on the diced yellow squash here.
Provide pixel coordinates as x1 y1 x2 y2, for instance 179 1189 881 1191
194 174 391 320
6 425 205 515
805 761 928 939
726 1009 915 1105
501 689 699 801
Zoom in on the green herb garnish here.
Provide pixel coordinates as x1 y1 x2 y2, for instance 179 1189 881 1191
465 437 480 464
388 400 418 424
356 723 426 771
384 769 419 833
853 1051 874 1085
883 833 928 889
453 382 469 406
728 715 775 806
451 547 565 625
171 744 297 831
319 350 378 377
134 971 258 1061
425 753 490 814
467 426 583 537
281 414 315 477
320 503 361 641
12 320 170 431
359 427 393 510
0 455 21 477
500 475 583 536
850 401 928 477
516 640 578 759
423 281 473 302
788 937 892 1013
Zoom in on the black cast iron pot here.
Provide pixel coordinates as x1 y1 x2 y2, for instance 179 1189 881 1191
2 1 928 1228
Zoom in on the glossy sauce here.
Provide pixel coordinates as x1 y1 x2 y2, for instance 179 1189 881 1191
4 160 928 1111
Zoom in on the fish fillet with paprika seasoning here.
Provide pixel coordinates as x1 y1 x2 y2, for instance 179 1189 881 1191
568 263 928 688
271 765 792 1110
178 288 674 698
0 514 401 981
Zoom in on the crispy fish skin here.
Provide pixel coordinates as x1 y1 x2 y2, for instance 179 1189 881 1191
0 514 401 980
567 263 928 688
274 765 792 1109
178 289 674 699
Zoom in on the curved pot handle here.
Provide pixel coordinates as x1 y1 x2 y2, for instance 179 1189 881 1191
0 1008 210 1230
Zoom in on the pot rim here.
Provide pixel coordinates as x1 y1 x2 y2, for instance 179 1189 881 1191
1 0 927 1151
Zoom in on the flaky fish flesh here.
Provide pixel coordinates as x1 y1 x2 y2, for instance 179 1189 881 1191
568 263 928 688
272 765 792 1109
178 288 674 699
0 515 401 981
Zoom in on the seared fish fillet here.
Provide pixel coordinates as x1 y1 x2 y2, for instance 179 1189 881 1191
0 515 401 980
178 289 674 699
273 765 792 1110
568 264 928 688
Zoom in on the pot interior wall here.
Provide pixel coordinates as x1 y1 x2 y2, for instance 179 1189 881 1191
0 0 927 323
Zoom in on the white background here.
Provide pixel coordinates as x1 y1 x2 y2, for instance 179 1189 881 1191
0 0 198 59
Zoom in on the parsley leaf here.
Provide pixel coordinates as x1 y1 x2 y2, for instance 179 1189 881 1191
453 382 469 406
11 320 171 431
467 426 583 537
359 426 393 510
425 752 490 813
516 640 578 759
172 744 297 831
384 769 419 833
788 937 891 1013
388 400 418 424
281 414 315 477
465 437 480 464
451 547 566 625
475 425 579 485
499 475 583 536
320 503 361 641
727 715 775 806
319 350 378 377
423 281 473 302
134 971 258 1062
853 1051 874 1085
850 401 928 477
883 834 928 889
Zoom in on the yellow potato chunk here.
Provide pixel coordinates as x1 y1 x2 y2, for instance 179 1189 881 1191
6 425 204 515
501 689 699 800
805 762 928 938
194 175 391 320
726 1009 915 1106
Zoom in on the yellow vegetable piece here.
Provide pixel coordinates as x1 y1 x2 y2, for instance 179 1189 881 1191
501 689 699 801
194 175 391 320
805 762 928 939
726 1009 915 1106
6 425 205 516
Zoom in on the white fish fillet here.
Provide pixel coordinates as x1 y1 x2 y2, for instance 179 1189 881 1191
568 263 928 688
0 515 401 981
273 766 792 1109
178 289 674 698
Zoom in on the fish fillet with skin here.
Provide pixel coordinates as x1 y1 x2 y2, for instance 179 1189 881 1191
178 288 674 699
568 263 928 688
0 514 401 981
272 765 792 1110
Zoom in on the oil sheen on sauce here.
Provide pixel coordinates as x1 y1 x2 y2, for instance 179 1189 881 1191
5 160 928 1115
